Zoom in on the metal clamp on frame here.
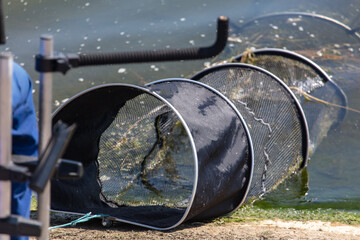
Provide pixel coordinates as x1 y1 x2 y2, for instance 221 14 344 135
35 53 79 75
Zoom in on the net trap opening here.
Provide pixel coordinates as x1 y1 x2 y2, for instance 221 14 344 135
235 48 348 153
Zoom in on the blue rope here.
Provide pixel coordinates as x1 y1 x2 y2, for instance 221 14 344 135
49 212 109 230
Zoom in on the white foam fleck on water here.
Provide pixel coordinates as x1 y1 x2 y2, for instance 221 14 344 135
118 68 126 73
189 40 195 45
204 62 211 68
228 36 242 43
269 24 278 30
180 17 186 22
78 78 84 82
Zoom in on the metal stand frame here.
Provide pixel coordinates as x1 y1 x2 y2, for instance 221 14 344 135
0 40 81 240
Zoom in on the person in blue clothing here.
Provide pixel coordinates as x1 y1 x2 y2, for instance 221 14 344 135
11 62 39 240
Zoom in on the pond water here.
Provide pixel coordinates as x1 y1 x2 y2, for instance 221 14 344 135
3 0 360 212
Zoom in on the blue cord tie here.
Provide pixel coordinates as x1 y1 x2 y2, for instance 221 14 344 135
49 212 109 230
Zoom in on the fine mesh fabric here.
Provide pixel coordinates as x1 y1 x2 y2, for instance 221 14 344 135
223 12 360 99
51 84 196 229
51 80 253 229
220 12 360 100
236 49 347 152
97 94 195 209
227 12 360 56
191 64 308 202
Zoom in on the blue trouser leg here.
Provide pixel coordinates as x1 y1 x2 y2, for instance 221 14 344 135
11 181 32 240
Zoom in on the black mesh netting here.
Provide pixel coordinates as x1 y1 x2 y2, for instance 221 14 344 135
191 63 309 202
226 12 360 56
51 81 253 229
235 49 347 153
221 12 360 97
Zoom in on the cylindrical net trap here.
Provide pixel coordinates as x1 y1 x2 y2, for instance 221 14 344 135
192 63 309 202
51 80 253 229
235 48 348 153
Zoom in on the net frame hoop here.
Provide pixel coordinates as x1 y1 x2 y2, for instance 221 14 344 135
146 78 255 213
234 48 349 124
235 12 360 39
191 63 310 169
51 83 199 230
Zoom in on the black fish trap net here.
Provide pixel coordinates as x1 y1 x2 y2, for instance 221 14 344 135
51 81 253 229
228 12 360 56
191 63 309 202
235 48 348 153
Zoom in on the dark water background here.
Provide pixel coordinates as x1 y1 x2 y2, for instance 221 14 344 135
3 0 360 211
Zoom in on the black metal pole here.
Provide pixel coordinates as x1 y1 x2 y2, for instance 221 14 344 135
35 16 229 74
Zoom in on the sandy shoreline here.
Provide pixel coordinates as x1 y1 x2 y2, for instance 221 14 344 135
30 217 360 240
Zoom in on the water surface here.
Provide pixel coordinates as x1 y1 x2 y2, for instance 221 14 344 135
4 0 360 211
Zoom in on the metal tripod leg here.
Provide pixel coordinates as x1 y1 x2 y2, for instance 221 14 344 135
0 53 13 240
37 35 53 240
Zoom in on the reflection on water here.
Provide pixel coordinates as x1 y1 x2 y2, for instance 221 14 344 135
4 0 360 211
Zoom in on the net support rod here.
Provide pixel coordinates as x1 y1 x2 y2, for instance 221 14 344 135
37 35 54 240
0 52 13 240
35 16 229 74
76 16 229 66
